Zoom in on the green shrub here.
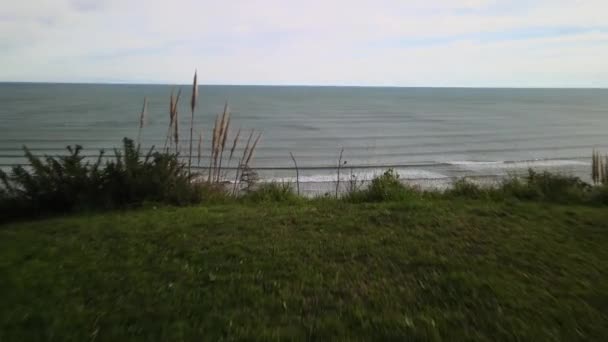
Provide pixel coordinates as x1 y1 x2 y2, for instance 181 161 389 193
345 169 414 202
468 169 596 204
436 170 601 205
368 169 415 201
0 138 210 221
0 188 27 222
241 182 300 203
0 145 105 215
497 176 536 200
99 139 202 207
446 179 487 199
588 185 608 205
506 169 590 203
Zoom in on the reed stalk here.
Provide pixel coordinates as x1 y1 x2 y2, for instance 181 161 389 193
290 152 300 196
217 104 231 183
154 78 261 187
601 156 604 184
197 131 203 167
604 155 608 185
593 150 596 184
223 127 241 182
604 154 608 185
164 91 175 152
592 149 608 185
214 104 228 181
593 150 599 184
137 97 148 146
233 130 255 194
188 70 198 175
592 150 595 184
173 89 182 154
208 114 220 183
245 132 262 166
336 148 345 198
600 153 603 184
227 128 241 168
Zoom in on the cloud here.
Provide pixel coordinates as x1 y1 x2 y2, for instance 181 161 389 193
0 0 607 86
69 0 109 12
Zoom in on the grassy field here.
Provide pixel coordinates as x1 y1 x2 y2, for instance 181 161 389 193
1 197 607 341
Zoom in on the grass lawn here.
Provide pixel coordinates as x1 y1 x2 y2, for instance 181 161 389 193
1 198 607 340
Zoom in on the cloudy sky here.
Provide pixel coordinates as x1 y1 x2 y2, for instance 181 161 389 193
1 0 607 87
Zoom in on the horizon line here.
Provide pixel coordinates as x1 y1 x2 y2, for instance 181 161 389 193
1 80 607 90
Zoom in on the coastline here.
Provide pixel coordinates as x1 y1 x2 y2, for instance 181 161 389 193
252 158 591 195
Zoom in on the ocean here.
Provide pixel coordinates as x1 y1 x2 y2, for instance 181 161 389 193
1 83 607 193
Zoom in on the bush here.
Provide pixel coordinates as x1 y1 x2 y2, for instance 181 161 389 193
501 169 591 204
100 139 203 207
497 176 536 200
0 138 209 221
241 182 300 203
446 179 487 199
345 169 414 202
0 144 105 217
435 170 601 205
588 185 608 205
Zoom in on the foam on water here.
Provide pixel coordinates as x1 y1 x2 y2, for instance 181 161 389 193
264 168 448 183
257 158 592 187
447 159 588 169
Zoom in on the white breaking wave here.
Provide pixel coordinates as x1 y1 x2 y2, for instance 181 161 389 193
263 168 448 183
227 158 590 184
447 159 588 170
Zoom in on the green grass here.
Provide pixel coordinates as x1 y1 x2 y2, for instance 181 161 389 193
1 198 607 340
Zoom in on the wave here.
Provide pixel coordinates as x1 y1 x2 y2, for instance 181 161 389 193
447 159 588 169
257 158 590 184
263 169 449 184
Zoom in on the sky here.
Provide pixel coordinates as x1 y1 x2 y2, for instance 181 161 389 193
1 0 607 87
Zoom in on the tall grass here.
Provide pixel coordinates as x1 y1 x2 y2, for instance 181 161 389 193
197 131 203 167
289 152 300 196
233 131 262 194
188 70 198 174
228 128 241 170
335 148 345 198
164 89 182 154
215 103 230 183
137 97 147 146
152 72 261 186
344 169 416 202
592 149 608 185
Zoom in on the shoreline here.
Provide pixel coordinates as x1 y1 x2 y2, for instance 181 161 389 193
209 162 592 197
